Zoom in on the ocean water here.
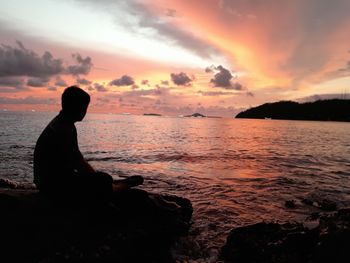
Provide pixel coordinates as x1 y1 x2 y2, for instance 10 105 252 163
1 111 350 261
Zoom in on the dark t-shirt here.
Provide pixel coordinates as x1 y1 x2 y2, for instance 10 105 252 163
33 112 83 192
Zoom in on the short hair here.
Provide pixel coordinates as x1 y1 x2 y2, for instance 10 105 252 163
61 86 90 112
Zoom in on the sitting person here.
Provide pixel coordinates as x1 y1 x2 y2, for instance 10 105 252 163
33 86 143 202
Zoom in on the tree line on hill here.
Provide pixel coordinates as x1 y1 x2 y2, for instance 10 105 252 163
235 99 350 122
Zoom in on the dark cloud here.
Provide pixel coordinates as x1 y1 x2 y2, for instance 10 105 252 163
209 65 244 90
161 80 169 85
231 82 244 90
198 90 236 96
0 77 27 92
131 84 139 89
165 8 177 17
96 97 110 103
94 83 108 92
122 87 170 98
54 76 67 87
47 86 57 91
141 79 149 85
109 75 135 86
76 77 92 85
27 77 49 87
205 67 214 73
170 72 192 86
0 86 29 93
0 41 64 77
0 76 24 87
66 53 93 75
0 96 57 105
210 65 233 87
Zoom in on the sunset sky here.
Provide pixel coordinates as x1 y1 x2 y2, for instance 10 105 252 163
1 0 350 116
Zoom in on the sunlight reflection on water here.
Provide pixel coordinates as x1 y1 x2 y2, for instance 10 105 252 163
1 111 350 261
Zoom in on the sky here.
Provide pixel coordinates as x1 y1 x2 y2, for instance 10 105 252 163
0 0 350 117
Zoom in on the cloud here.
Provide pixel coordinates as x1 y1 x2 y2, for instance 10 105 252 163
205 66 214 73
0 41 64 77
94 83 108 92
209 65 245 90
54 76 67 87
198 90 236 96
161 80 169 85
141 79 149 85
0 77 27 92
246 91 254 97
131 84 139 89
165 8 177 17
0 96 57 104
66 53 93 75
296 93 348 103
76 0 220 59
27 77 49 87
210 65 233 87
123 87 166 97
0 76 24 87
170 72 192 86
47 86 57 91
231 82 244 90
109 75 135 86
321 58 350 81
76 77 92 85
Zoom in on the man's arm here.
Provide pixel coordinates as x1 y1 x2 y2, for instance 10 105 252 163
76 152 95 173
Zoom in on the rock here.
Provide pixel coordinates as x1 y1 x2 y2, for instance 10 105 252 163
285 199 296 209
302 195 338 211
0 178 18 189
220 209 350 263
0 188 192 262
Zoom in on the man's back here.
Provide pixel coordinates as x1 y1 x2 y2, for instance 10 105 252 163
34 112 82 192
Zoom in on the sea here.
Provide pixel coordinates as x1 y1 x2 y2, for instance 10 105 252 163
1 111 350 262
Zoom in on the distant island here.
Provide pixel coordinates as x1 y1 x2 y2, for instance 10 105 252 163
235 99 350 122
143 113 162 116
183 113 222 118
185 113 206 118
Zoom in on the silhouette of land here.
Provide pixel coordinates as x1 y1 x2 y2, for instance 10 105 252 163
143 113 162 116
185 112 206 118
235 99 350 122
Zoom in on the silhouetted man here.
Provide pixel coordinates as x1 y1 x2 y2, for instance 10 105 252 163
34 86 142 202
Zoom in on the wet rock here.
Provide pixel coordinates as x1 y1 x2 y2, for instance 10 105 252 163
220 209 350 263
0 178 18 189
302 195 338 211
0 188 192 262
285 199 296 209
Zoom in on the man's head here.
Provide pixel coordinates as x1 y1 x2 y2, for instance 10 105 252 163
61 86 90 122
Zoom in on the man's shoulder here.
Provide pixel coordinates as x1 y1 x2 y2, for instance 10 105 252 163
48 115 76 135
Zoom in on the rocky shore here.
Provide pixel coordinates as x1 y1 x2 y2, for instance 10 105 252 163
1 178 350 263
0 180 192 263
221 209 350 263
